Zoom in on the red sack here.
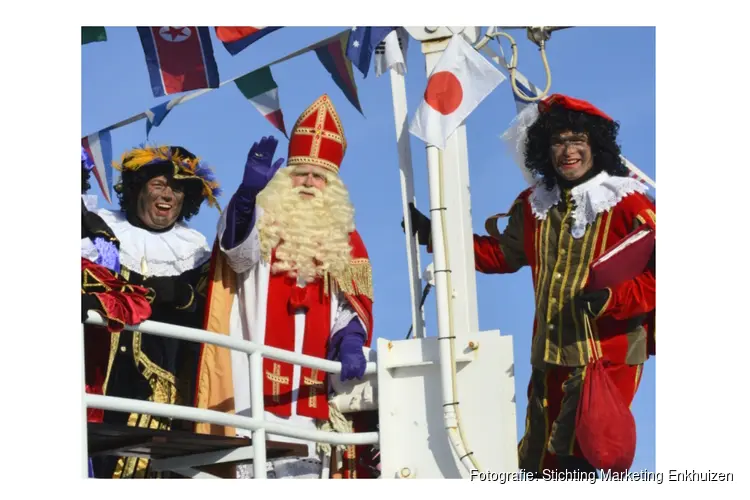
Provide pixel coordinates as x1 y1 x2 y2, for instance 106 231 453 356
575 356 637 473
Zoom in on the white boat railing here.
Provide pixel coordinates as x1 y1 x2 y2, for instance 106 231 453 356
83 311 379 479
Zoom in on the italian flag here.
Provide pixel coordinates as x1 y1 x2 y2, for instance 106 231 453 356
235 67 288 137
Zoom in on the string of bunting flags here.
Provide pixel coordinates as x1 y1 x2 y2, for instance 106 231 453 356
81 26 408 200
82 26 652 201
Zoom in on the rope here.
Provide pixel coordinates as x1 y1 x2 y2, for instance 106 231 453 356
316 402 353 472
474 29 553 103
435 149 481 472
583 315 601 363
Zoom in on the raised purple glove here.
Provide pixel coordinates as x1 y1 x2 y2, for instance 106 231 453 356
336 328 367 381
242 136 285 194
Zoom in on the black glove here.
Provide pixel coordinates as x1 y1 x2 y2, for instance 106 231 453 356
576 289 611 318
400 202 432 246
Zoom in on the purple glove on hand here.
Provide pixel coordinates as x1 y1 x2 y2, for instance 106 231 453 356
337 331 367 381
93 237 121 273
242 136 285 193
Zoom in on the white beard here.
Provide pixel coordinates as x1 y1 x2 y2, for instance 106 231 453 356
257 184 354 284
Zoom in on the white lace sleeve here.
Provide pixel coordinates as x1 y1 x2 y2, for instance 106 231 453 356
331 291 366 335
217 205 262 273
81 238 98 261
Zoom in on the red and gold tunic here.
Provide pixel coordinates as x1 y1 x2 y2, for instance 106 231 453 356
476 172 656 369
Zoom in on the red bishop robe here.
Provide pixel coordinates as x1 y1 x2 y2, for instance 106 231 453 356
260 230 374 420
198 228 376 477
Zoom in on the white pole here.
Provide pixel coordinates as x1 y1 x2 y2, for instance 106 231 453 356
85 394 379 446
420 34 477 474
389 67 426 339
85 312 376 376
424 146 454 408
249 351 267 479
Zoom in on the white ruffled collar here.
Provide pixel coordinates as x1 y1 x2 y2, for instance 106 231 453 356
529 171 649 238
84 208 211 277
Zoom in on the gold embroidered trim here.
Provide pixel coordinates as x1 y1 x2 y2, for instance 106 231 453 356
286 155 339 173
82 269 113 292
110 332 180 478
88 228 119 243
295 126 317 134
112 409 172 478
133 331 177 387
286 95 347 172
598 288 613 318
266 362 290 403
175 285 195 310
544 199 574 364
569 214 601 365
303 369 325 409
346 444 357 478
334 258 373 300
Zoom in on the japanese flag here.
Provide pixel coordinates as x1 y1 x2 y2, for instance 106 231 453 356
409 34 506 149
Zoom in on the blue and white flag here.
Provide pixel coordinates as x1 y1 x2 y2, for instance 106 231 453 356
374 27 409 77
345 27 396 78
145 101 172 137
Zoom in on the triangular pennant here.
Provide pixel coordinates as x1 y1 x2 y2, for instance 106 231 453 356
235 66 288 137
145 101 172 138
314 33 363 115
82 27 107 45
81 130 114 203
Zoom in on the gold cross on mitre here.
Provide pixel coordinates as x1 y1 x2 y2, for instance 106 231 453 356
286 94 347 174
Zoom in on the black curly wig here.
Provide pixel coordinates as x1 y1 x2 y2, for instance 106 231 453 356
115 146 206 224
524 103 631 191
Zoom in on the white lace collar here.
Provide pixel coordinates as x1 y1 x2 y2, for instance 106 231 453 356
529 171 649 238
83 208 212 277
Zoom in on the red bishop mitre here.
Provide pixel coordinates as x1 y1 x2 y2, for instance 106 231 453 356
538 93 613 122
286 94 347 174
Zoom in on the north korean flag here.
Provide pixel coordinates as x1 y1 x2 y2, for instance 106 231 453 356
138 27 220 97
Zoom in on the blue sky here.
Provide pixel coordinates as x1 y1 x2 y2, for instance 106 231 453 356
82 26 656 471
